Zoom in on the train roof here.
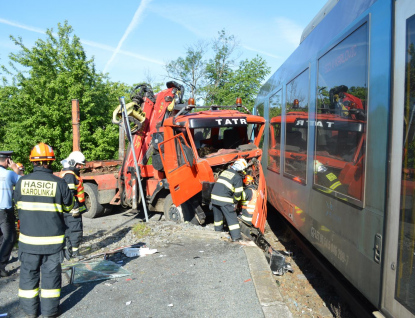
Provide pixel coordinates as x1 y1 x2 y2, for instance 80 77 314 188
300 0 339 44
256 0 377 100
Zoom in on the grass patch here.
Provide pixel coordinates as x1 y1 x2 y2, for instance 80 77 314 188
132 222 151 239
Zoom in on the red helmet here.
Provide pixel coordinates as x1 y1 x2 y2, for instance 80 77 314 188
29 143 55 162
243 175 254 185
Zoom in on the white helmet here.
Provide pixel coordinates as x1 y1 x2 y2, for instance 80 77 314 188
61 159 70 168
314 160 327 173
68 151 85 166
232 158 248 171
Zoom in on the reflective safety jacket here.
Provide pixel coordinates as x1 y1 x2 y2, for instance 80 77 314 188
316 170 348 195
211 168 243 206
60 168 86 212
14 166 75 254
241 186 257 223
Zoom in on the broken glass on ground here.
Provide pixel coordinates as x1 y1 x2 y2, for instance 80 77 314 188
63 260 132 284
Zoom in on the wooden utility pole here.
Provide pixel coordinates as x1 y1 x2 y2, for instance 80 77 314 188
71 99 81 151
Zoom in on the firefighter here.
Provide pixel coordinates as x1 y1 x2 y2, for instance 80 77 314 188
314 160 348 194
211 158 247 242
14 143 76 318
240 175 258 226
0 151 21 277
60 151 86 260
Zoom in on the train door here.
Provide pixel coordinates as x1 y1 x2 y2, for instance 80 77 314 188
383 1 415 317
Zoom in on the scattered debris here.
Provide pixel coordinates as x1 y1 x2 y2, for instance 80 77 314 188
126 301 132 306
168 304 174 307
243 279 252 283
80 243 146 261
123 247 157 257
281 250 293 257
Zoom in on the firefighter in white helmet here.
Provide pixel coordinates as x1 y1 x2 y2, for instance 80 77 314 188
60 151 86 260
210 158 248 242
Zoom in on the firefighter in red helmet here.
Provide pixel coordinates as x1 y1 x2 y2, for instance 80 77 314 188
14 143 76 318
240 175 258 226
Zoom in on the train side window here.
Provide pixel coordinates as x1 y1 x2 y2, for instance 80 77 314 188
256 103 264 117
284 69 309 183
396 13 415 314
255 103 265 148
268 91 282 173
314 23 368 203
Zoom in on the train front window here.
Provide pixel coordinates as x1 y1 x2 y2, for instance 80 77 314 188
396 14 415 314
315 23 368 202
268 90 282 173
284 69 309 182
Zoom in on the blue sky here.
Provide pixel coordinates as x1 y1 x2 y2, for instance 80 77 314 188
0 0 328 87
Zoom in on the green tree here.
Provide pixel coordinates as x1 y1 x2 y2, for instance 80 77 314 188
204 29 239 105
0 21 130 171
211 56 271 111
165 41 207 100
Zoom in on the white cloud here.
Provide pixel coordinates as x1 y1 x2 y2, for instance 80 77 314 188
242 45 280 60
0 18 45 35
103 0 153 72
274 17 303 47
0 17 163 66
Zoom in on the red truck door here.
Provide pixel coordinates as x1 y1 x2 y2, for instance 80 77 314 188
159 133 202 207
251 161 268 233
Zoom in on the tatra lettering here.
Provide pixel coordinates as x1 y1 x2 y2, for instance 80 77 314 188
21 180 57 197
213 118 247 126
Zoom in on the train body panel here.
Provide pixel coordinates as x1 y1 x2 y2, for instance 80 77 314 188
256 0 415 316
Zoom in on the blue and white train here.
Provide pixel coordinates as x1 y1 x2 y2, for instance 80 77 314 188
255 0 415 317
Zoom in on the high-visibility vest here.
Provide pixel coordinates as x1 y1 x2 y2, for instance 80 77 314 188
60 170 85 203
241 189 258 215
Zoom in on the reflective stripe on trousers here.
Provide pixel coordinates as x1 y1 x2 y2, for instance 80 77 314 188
19 251 62 316
212 204 241 240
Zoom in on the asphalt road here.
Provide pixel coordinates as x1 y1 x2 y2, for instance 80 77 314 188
0 211 291 318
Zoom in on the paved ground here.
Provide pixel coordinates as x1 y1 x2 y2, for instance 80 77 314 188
0 211 292 318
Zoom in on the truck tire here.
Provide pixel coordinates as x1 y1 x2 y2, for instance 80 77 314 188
163 194 198 224
83 183 104 218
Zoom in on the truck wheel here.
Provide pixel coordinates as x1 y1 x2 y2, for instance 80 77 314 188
163 194 198 224
83 183 104 218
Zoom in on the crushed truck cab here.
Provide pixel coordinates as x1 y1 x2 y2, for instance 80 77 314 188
159 106 267 233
